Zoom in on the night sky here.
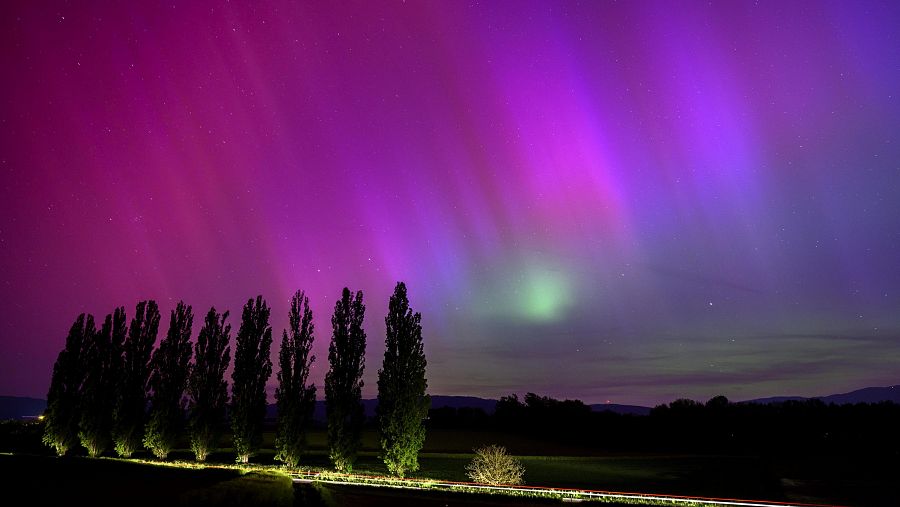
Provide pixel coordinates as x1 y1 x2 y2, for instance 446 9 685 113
2 1 899 407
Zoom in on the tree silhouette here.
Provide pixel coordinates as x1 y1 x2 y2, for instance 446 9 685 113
377 282 429 477
114 300 160 457
78 307 125 457
144 301 193 459
275 290 317 467
43 314 94 455
187 307 231 462
325 288 366 472
230 296 273 463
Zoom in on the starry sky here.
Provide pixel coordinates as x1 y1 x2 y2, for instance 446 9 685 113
1 1 899 407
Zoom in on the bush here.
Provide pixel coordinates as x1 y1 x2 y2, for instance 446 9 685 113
465 445 525 485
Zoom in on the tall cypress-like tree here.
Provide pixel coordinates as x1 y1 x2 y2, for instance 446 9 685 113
79 307 126 457
43 314 94 456
187 307 231 461
275 290 317 467
377 282 429 477
114 300 160 457
325 288 366 472
144 301 193 459
231 295 273 463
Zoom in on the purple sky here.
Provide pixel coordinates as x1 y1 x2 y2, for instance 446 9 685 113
2 1 899 407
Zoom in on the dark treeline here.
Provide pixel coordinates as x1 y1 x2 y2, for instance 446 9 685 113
41 282 429 476
646 396 900 455
428 393 900 456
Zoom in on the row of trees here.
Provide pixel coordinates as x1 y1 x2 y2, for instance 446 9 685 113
43 282 429 475
428 393 900 455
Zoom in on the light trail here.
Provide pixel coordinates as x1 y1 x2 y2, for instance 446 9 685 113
290 470 844 507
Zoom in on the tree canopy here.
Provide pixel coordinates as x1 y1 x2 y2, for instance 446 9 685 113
231 296 273 463
188 307 231 462
275 290 317 467
144 301 193 459
79 307 125 457
377 282 429 477
114 300 160 457
325 288 366 472
43 314 94 456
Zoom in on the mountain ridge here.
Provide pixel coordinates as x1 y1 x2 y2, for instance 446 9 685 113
4 385 897 421
741 385 900 405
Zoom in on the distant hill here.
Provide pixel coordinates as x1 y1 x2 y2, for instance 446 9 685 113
740 395 807 404
267 396 653 420
0 396 45 420
428 395 499 412
820 385 900 404
267 395 498 421
6 385 898 421
590 403 652 416
742 385 900 405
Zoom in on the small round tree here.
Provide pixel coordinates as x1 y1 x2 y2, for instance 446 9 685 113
466 445 525 485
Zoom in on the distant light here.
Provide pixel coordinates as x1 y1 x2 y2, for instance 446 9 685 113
37 415 44 421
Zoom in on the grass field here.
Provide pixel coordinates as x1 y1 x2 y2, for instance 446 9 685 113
0 453 295 507
163 429 781 498
3 450 895 507
201 428 896 506
0 454 638 507
2 425 897 506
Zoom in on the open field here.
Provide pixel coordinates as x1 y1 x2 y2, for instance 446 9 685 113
4 450 896 506
2 424 897 506
0 454 294 507
0 454 637 507
215 428 899 506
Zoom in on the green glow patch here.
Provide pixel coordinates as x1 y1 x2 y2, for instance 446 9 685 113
470 256 574 323
519 267 571 321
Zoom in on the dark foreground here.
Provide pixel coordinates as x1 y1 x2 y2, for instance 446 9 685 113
297 483 592 507
0 454 622 507
2 452 898 507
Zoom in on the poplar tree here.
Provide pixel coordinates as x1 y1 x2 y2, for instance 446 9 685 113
114 300 160 457
230 296 273 463
377 282 429 477
275 290 317 467
144 301 193 459
325 288 366 472
79 307 126 457
188 307 231 461
43 314 94 455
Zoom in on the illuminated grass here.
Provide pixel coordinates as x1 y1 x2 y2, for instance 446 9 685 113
2 451 839 507
292 470 814 507
100 456 815 507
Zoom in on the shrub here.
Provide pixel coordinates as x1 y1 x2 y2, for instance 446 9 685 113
465 445 525 485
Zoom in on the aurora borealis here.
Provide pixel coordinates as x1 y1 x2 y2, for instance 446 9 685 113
1 1 899 406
